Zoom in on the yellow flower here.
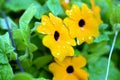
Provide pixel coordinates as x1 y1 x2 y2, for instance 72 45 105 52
37 13 76 61
64 4 102 44
49 56 89 80
60 0 70 10
90 0 103 24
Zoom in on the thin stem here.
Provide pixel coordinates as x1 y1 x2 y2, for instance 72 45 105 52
0 10 24 72
105 31 118 80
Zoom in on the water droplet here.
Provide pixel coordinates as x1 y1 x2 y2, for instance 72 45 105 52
88 36 92 40
57 52 60 56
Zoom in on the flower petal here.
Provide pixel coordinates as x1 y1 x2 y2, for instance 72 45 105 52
59 26 76 46
66 4 81 21
81 4 93 19
52 43 74 61
74 69 89 80
37 15 55 34
43 35 74 61
65 74 79 80
72 56 86 68
64 18 79 38
49 63 67 80
90 0 103 24
42 35 55 48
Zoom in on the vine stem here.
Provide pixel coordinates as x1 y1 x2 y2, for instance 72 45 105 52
105 31 119 80
0 10 24 72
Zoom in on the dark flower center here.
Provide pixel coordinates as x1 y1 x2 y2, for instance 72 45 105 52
78 19 85 27
66 65 74 74
54 31 59 41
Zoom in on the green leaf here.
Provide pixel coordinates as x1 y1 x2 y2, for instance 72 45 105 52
12 73 33 80
0 33 14 80
87 42 110 63
29 43 38 52
39 70 52 79
46 0 64 16
25 66 39 77
112 0 120 6
94 24 110 42
20 58 32 70
31 34 46 52
12 29 23 39
19 4 37 59
12 29 26 51
34 3 49 20
0 0 4 8
88 57 120 80
0 53 8 64
0 32 14 54
19 4 36 45
33 55 53 69
9 52 17 60
94 33 109 42
110 5 120 25
31 22 40 33
5 0 36 12
0 34 14 80
113 24 120 32
99 24 108 32
0 17 18 30
115 33 120 49
0 64 14 80
89 42 109 54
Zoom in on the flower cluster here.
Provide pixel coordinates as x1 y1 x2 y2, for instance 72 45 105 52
37 0 102 80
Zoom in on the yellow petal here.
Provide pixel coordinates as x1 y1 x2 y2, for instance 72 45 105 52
55 57 72 67
59 25 76 46
77 30 94 44
37 15 54 34
43 35 74 61
49 13 63 29
66 4 81 21
49 63 67 80
52 43 74 61
74 69 89 80
53 73 78 80
64 18 79 38
72 56 86 68
49 13 66 36
94 6 103 24
90 0 103 24
65 74 79 80
85 36 93 44
42 35 55 48
90 0 95 9
81 4 93 18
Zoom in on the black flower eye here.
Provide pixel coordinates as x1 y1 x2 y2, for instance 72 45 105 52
78 19 85 27
66 65 74 74
54 31 60 41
